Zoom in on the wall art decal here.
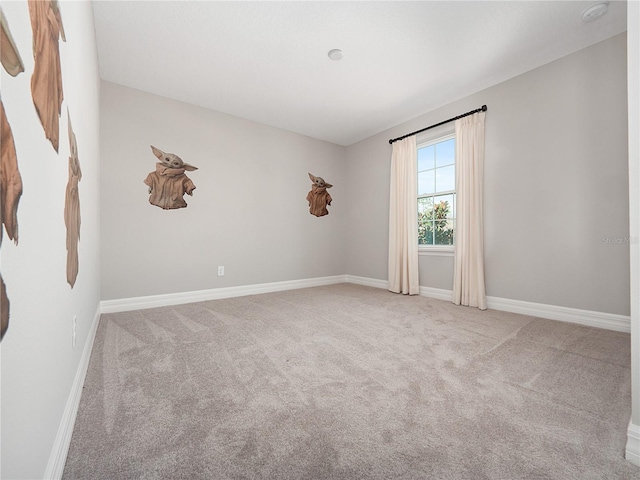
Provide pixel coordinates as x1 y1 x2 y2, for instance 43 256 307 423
64 113 81 287
29 0 65 152
1 101 23 341
1 102 22 245
1 275 8 340
144 146 198 210
1 9 24 341
1 8 25 77
306 173 333 217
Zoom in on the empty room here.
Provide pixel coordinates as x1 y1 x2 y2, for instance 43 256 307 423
1 1 639 479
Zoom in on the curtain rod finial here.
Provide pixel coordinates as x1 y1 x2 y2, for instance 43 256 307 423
481 105 487 111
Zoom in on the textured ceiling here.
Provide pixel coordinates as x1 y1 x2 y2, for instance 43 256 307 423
92 1 627 146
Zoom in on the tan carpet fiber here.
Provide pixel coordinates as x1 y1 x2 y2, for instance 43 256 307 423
63 284 638 479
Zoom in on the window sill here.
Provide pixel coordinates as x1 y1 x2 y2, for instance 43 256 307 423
418 247 454 257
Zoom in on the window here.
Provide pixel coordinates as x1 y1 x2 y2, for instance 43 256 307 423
417 134 455 248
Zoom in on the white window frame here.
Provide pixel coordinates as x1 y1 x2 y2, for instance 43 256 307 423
417 132 456 256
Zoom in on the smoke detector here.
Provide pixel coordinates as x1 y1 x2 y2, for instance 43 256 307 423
328 49 343 61
582 3 609 23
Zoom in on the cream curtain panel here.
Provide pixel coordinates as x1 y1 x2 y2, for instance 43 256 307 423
388 136 419 295
453 112 487 309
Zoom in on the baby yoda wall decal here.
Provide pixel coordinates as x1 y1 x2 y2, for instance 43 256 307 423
29 0 66 152
65 113 81 288
144 146 198 210
1 12 24 341
1 9 25 77
306 173 333 217
1 101 23 341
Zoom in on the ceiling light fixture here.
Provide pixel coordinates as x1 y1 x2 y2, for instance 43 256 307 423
582 2 609 23
328 49 343 61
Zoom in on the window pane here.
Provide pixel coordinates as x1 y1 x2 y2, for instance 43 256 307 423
417 196 434 214
434 219 454 245
417 198 434 245
426 225 434 245
435 138 455 167
433 194 454 219
435 165 455 192
418 145 434 171
418 219 434 245
418 170 435 195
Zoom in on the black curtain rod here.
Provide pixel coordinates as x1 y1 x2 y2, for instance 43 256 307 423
388 105 487 145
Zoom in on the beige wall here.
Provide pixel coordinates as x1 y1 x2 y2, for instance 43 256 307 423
346 33 630 315
0 2 102 478
102 33 630 316
100 82 347 301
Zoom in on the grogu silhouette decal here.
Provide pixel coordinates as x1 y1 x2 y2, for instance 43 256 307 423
144 146 198 210
1 9 25 77
65 113 81 288
29 0 66 152
306 173 333 217
1 12 24 340
1 101 22 341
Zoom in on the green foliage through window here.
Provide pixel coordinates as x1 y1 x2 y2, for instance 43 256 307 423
418 136 455 246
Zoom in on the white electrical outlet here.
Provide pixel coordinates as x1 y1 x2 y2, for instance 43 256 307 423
72 316 77 348
218 266 224 276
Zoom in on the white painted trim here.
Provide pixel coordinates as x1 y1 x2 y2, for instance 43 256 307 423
43 306 101 480
421 285 630 332
486 295 631 333
419 286 453 301
364 277 630 333
344 275 388 290
626 420 640 467
418 248 454 257
100 275 348 313
100 274 631 333
627 0 640 450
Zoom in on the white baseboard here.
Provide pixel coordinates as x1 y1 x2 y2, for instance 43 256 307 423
345 274 388 290
627 420 640 467
100 275 348 313
100 275 631 333
486 295 631 333
360 277 631 333
44 305 101 480
419 286 453 301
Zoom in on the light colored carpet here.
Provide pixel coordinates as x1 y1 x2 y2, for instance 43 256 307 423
63 284 638 479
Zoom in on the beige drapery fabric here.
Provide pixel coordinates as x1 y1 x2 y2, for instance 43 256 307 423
388 136 419 295
453 112 487 309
